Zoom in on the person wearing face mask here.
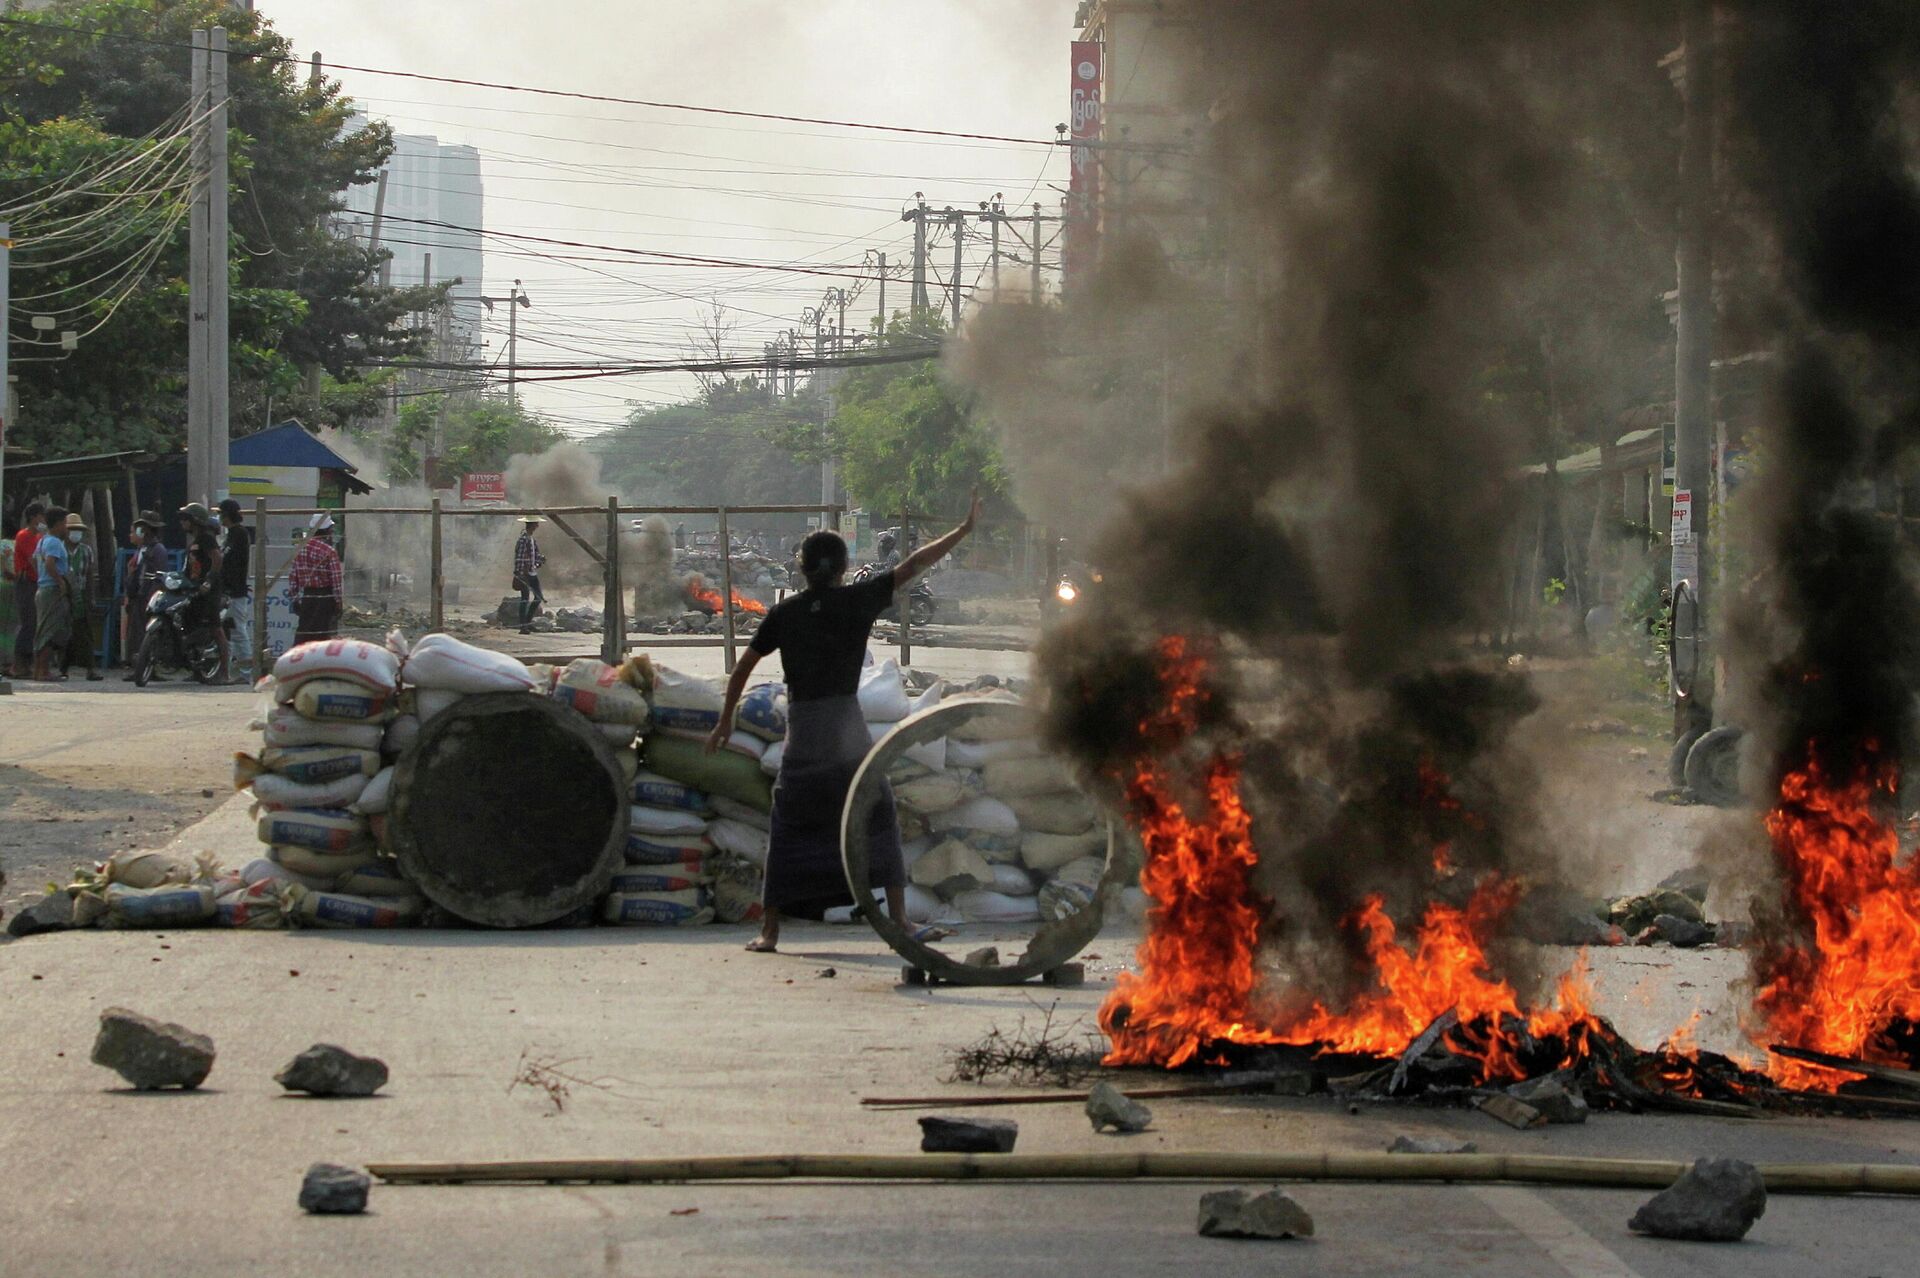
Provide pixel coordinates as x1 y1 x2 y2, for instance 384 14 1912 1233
121 514 169 681
60 516 101 681
6 501 46 679
31 506 71 682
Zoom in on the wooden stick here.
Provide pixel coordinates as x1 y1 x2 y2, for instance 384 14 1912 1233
365 1151 1920 1195
1770 1044 1920 1092
860 1081 1279 1109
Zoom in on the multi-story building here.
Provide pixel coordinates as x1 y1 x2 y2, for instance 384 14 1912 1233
339 117 486 355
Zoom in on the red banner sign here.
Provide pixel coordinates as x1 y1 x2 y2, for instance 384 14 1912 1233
459 471 507 504
1066 40 1104 287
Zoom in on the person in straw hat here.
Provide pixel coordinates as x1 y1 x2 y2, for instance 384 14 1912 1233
59 513 102 680
513 515 547 634
289 512 344 644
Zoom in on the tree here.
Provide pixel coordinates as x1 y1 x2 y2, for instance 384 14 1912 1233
593 378 822 507
0 0 434 459
379 394 563 487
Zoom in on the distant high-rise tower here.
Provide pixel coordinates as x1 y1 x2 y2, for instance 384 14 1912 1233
340 117 486 356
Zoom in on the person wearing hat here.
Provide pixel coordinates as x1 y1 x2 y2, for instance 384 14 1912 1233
217 499 252 683
121 512 169 677
289 512 343 644
58 514 102 681
512 515 547 634
30 506 71 681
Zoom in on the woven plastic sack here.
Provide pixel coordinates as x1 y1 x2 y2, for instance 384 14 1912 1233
416 688 460 722
256 808 368 854
737 682 789 741
270 843 379 882
909 839 992 896
624 830 711 866
552 658 652 727
352 766 396 816
706 817 771 868
248 770 371 812
1008 791 1098 836
857 659 912 723
630 804 708 837
952 889 1042 924
401 632 537 693
283 884 425 928
983 755 1076 800
632 771 712 814
234 746 380 789
274 637 401 695
102 882 218 928
610 869 708 894
291 679 395 723
333 859 417 899
383 714 421 757
642 733 773 812
100 849 195 890
1020 827 1107 874
215 879 288 929
262 706 384 750
649 665 724 734
601 888 714 926
709 795 770 832
760 740 785 777
895 770 977 816
929 795 1020 837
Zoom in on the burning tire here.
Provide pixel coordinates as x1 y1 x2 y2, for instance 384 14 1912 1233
1684 726 1747 808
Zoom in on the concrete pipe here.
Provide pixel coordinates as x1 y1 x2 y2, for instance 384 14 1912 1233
390 691 627 928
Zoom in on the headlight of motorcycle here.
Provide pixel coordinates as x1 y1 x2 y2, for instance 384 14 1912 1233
162 572 185 591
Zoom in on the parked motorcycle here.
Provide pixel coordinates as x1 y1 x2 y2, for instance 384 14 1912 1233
132 571 227 687
851 561 937 627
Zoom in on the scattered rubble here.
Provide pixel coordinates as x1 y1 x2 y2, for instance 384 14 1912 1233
1639 913 1712 948
1628 1158 1767 1242
964 946 1001 967
299 1163 371 1215
1196 1188 1315 1240
91 1007 215 1090
918 1116 1018 1153
1508 1074 1589 1125
1388 1136 1476 1154
1085 1080 1153 1133
7 889 73 937
1474 1093 1546 1130
274 1043 389 1097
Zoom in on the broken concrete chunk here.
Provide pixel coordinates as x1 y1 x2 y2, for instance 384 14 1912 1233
91 1007 214 1090
1475 1092 1545 1130
964 946 1001 968
1655 864 1711 905
299 1163 371 1215
1650 913 1712 948
918 1116 1018 1154
7 889 74 937
274 1043 389 1097
1389 1136 1477 1154
1197 1187 1315 1240
1507 1075 1589 1125
1607 888 1704 936
1085 1080 1153 1133
1628 1157 1766 1242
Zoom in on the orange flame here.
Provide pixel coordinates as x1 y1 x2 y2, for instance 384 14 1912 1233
1100 637 1602 1077
1756 750 1920 1089
684 574 767 617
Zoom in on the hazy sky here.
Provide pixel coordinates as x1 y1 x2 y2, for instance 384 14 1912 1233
263 1 1076 436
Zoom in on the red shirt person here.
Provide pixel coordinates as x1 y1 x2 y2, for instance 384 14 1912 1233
6 501 45 678
288 513 344 645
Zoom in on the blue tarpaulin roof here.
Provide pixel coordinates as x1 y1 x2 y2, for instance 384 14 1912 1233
229 421 360 473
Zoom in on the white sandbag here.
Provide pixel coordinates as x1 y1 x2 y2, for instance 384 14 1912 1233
707 817 771 868
622 843 707 876
283 884 425 928
1021 827 1108 874
737 682 789 742
273 637 401 694
610 869 708 894
598 723 638 746
262 706 385 750
984 755 1076 800
401 632 537 693
952 889 1042 924
601 889 713 927
625 830 711 866
894 769 977 815
911 679 948 717
333 859 418 899
630 804 708 836
709 854 765 925
102 882 218 928
257 808 368 853
250 770 371 813
902 884 960 926
857 658 912 723
416 688 460 723
632 771 712 814
351 766 396 815
909 838 992 896
292 679 395 723
233 745 381 789
1008 790 1098 836
552 658 652 727
760 740 785 777
948 701 1035 743
215 879 287 929
100 849 195 890
709 795 771 832
945 736 1045 768
649 664 725 734
988 862 1037 896
270 843 379 881
867 720 945 771
240 857 299 887
383 714 421 757
930 795 1021 837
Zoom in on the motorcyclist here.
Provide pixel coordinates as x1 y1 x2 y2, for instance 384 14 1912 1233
176 504 226 665
876 530 901 571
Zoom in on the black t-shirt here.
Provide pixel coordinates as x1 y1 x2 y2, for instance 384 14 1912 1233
220 524 251 594
187 531 219 585
749 574 894 702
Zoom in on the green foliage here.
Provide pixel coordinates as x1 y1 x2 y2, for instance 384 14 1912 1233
593 378 822 507
1542 577 1568 607
0 0 430 460
376 394 563 487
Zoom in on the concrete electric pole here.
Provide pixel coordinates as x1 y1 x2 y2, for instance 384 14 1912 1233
187 27 231 505
1672 0 1716 736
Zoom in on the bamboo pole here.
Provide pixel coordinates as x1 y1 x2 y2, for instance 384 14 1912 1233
429 497 444 634
603 496 622 667
364 1151 1920 1195
718 504 736 675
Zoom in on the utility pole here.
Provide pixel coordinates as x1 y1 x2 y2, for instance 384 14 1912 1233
507 280 528 405
1672 0 1716 737
187 28 209 505
0 218 11 693
905 196 930 318
875 251 887 329
949 208 964 327
208 26 230 501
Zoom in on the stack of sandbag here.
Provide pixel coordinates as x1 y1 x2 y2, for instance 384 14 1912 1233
888 701 1107 927
612 772 716 926
66 849 234 930
548 655 654 749
232 637 424 928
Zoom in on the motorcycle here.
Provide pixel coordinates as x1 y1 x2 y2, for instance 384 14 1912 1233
133 571 227 687
851 561 937 627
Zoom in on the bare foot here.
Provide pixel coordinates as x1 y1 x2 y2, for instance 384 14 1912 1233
745 936 778 953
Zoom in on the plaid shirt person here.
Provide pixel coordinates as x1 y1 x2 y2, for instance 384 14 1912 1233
513 532 545 582
288 534 343 602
